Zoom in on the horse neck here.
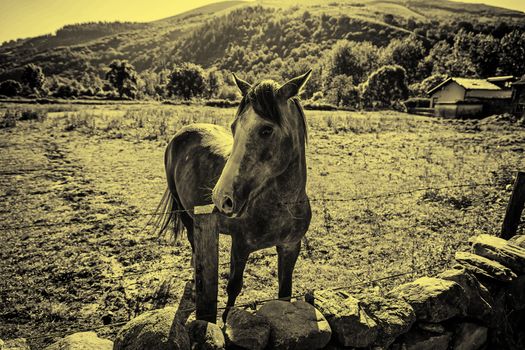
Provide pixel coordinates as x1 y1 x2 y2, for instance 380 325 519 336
274 120 307 202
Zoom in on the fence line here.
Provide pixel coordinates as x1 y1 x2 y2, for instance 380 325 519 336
0 182 497 232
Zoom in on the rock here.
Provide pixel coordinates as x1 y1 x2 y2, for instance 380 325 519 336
187 320 225 350
509 234 525 248
451 322 487 350
360 294 415 348
388 277 466 323
44 332 113 350
438 266 494 324
224 307 270 350
470 234 525 274
114 307 190 350
455 251 517 282
2 338 29 350
400 329 452 350
507 275 525 310
257 300 331 350
314 290 377 347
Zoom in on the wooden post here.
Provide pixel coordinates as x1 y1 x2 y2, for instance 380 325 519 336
193 204 219 323
500 171 525 240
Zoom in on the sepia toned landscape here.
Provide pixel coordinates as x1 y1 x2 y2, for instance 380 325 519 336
1 0 525 349
1 102 524 348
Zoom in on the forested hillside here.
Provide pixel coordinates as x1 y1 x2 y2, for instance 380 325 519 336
0 0 524 106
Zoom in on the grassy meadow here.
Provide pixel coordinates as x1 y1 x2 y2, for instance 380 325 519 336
0 102 524 347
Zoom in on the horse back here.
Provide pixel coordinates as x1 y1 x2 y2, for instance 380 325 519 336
165 123 232 214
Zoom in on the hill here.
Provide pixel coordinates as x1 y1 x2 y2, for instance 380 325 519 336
0 0 523 86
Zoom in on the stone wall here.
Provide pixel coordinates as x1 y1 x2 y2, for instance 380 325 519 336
7 233 524 350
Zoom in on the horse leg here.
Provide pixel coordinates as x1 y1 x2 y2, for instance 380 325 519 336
276 241 301 300
222 237 250 322
179 212 194 266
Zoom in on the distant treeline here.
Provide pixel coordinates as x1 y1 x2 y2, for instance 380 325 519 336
0 6 524 109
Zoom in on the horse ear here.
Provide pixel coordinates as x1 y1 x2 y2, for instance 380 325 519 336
277 69 312 100
232 73 252 96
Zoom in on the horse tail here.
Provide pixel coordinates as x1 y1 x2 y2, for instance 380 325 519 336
151 187 185 241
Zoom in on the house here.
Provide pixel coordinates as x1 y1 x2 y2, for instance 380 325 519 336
511 75 525 118
427 77 514 118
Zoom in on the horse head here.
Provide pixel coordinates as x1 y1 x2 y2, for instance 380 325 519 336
212 70 311 217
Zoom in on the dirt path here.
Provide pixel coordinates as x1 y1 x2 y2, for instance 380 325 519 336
0 121 192 348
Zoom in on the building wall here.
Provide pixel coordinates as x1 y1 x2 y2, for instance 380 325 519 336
434 103 483 118
431 82 465 104
466 90 512 99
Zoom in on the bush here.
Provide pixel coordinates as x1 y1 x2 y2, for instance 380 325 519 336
403 97 431 109
303 101 338 111
19 110 46 122
0 80 22 97
0 111 17 128
53 84 80 98
204 99 239 108
217 85 241 101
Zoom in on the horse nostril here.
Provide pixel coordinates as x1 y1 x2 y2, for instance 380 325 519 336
222 196 234 213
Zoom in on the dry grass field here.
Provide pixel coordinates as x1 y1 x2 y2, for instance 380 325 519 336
1 103 524 347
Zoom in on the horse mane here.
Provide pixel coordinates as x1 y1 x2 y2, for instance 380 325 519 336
236 79 308 143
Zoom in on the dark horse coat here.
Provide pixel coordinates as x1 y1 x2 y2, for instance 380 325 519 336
157 71 312 319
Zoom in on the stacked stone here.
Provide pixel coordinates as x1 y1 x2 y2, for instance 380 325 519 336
311 233 525 349
10 234 524 350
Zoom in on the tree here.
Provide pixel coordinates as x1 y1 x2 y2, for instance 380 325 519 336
0 80 22 97
21 64 46 95
425 40 476 77
325 75 359 107
325 40 380 85
380 35 427 83
499 30 525 77
105 60 138 99
281 57 322 99
409 73 448 97
454 31 500 77
167 63 207 100
360 65 409 108
207 68 224 98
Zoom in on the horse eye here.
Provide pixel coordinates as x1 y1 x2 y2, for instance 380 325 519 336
259 126 273 138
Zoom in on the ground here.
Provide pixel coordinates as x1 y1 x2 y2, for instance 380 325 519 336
0 103 523 348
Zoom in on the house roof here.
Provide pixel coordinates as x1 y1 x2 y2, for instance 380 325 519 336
428 77 502 95
487 76 515 83
513 75 525 86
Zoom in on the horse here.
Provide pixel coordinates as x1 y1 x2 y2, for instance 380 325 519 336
156 70 312 320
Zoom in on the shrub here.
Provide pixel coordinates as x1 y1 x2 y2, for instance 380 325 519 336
0 80 22 97
403 97 431 109
217 85 241 101
19 110 46 122
53 84 80 98
0 111 17 128
303 102 338 111
204 99 239 108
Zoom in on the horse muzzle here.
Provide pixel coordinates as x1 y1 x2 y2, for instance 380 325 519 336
212 190 247 218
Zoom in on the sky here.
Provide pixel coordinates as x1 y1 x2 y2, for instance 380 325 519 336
0 0 524 43
0 0 223 43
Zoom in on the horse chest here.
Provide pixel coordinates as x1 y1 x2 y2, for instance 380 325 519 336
225 200 311 250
